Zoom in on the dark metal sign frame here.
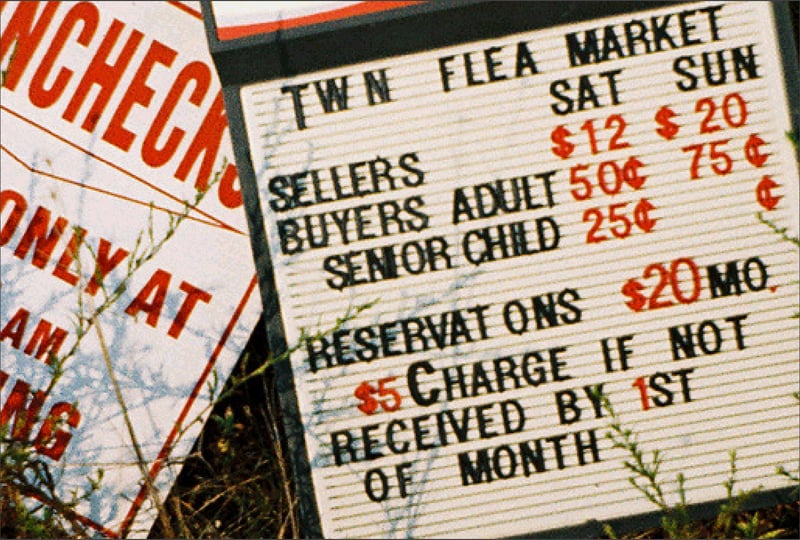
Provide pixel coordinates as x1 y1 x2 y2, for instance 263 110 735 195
199 2 799 537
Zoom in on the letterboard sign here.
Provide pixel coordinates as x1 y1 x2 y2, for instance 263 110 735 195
202 1 799 537
1 2 262 536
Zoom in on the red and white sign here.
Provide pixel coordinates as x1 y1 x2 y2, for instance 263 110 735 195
209 1 421 41
1 2 261 536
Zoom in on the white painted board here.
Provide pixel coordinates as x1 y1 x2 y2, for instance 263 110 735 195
237 1 799 537
1 1 262 536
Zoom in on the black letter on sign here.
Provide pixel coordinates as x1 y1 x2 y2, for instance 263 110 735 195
364 69 392 105
364 468 389 502
282 84 309 130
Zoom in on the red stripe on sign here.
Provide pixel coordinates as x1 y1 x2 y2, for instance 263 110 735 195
216 1 422 40
167 0 202 19
20 489 120 538
0 105 244 236
0 145 226 231
118 274 260 537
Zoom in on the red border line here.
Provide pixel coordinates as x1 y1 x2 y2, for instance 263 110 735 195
21 489 120 538
1 145 229 231
117 3 256 531
1 105 244 236
118 273 260 537
166 0 201 20
216 1 422 41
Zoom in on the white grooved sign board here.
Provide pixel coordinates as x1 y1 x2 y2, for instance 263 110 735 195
210 1 799 537
1 1 262 536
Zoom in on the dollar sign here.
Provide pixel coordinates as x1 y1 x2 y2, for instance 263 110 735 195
634 198 657 233
354 382 378 415
551 125 575 159
622 279 647 312
744 133 768 168
655 106 679 140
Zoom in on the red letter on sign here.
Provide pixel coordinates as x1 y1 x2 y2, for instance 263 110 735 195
1 190 28 246
1 307 69 364
34 402 81 461
14 206 69 269
1 307 30 350
29 2 99 108
103 39 178 151
218 163 242 209
62 19 143 132
0 1 58 91
84 237 129 296
24 319 69 364
0 378 46 440
167 281 212 339
51 226 86 286
141 61 212 167
174 91 227 192
125 269 171 328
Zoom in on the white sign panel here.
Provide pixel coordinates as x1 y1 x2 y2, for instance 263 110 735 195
1 1 261 536
234 1 799 537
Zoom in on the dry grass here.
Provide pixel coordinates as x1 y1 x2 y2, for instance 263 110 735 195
603 503 799 539
150 320 299 539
